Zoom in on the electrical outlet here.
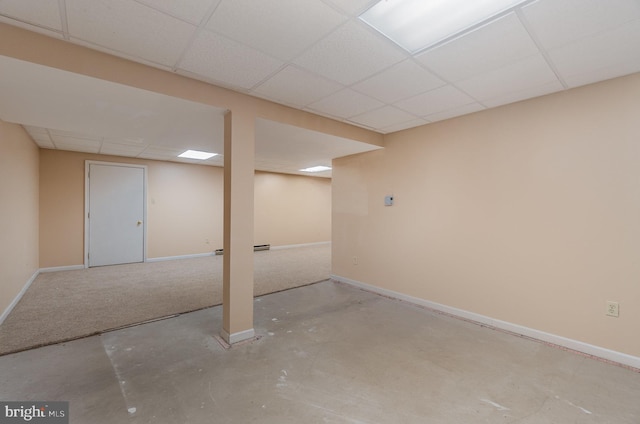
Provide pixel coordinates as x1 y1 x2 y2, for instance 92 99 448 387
352 256 358 265
606 301 619 317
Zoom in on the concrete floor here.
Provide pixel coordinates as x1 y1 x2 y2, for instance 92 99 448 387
1 281 638 423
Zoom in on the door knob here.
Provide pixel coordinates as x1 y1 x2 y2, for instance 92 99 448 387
137 221 143 226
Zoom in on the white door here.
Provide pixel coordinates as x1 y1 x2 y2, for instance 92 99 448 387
87 163 145 267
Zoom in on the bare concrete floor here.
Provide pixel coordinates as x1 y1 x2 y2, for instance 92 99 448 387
1 280 638 423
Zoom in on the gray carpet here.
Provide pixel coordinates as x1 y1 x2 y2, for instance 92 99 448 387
0 244 330 355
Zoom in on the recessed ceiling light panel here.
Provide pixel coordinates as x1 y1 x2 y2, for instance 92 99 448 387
178 150 218 160
300 166 332 172
359 0 529 53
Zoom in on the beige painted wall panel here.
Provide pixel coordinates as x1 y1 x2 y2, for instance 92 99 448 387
0 119 39 313
147 163 223 258
333 73 640 357
39 150 85 267
254 172 331 246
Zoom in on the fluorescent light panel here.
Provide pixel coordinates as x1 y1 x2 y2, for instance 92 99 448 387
300 165 332 172
360 0 528 53
178 150 217 160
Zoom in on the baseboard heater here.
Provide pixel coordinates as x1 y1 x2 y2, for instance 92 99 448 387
215 244 270 255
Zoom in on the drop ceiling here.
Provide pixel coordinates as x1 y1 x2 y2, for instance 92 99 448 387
0 55 381 177
0 0 639 173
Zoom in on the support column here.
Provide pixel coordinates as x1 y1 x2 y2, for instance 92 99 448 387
221 110 255 344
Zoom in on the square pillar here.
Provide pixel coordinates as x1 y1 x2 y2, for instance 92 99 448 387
221 110 255 344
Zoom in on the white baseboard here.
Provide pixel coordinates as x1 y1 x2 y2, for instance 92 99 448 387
271 241 331 250
0 269 40 326
331 274 640 371
221 328 256 345
39 265 85 273
147 252 215 262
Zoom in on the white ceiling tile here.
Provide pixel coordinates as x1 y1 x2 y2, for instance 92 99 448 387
152 138 219 153
50 134 102 146
294 20 406 85
0 0 63 30
99 142 146 156
66 0 197 67
395 85 476 117
0 17 64 39
30 136 56 149
0 16 65 40
424 103 486 123
482 80 565 108
49 130 102 141
323 0 376 16
23 125 48 136
53 141 101 153
456 54 559 101
352 59 444 103
522 0 640 50
104 136 146 146
252 66 343 108
548 19 640 88
416 13 540 83
138 145 184 160
306 88 383 119
349 106 418 129
178 29 284 90
68 37 175 71
134 0 220 24
26 131 51 141
380 118 430 134
206 0 346 61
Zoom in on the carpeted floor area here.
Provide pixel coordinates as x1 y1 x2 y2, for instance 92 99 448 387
0 244 330 355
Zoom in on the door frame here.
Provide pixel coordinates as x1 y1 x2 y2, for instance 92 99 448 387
84 160 148 268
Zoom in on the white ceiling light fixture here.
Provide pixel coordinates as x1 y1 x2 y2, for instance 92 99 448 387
178 150 218 160
300 165 332 172
359 0 529 53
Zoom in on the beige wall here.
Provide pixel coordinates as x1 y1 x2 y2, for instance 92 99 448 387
0 119 39 314
39 150 330 267
254 171 331 246
146 160 224 258
333 73 640 357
